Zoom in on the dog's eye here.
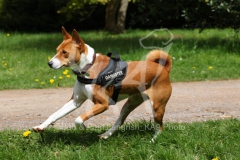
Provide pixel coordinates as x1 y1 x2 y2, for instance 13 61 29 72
62 50 67 54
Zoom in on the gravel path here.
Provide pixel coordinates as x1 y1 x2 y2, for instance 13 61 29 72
1 80 239 130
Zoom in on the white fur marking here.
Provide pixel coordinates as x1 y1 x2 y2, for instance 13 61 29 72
50 56 61 69
33 99 82 131
149 100 156 118
75 117 83 124
75 116 86 130
74 81 93 101
79 44 95 69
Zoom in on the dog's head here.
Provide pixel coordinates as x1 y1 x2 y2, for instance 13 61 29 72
48 27 88 70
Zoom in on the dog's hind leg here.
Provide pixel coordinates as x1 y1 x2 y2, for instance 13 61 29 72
144 75 172 142
148 89 171 142
33 98 85 132
99 93 148 139
149 100 167 142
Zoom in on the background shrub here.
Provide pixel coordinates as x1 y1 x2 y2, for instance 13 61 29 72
0 0 239 32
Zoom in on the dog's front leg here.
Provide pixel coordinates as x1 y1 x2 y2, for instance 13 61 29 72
33 99 85 132
75 103 109 130
75 85 110 131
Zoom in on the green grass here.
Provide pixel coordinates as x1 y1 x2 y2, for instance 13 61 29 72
0 119 239 159
0 29 240 90
1 29 239 159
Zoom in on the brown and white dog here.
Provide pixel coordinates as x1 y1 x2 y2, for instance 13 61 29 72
33 27 172 141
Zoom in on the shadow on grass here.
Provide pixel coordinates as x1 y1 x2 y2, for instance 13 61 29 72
37 128 101 146
8 31 240 58
36 121 155 146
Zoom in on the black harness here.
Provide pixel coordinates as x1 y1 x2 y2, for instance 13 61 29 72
73 52 128 105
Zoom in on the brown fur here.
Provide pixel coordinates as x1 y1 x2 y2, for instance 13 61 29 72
64 29 172 131
34 27 172 136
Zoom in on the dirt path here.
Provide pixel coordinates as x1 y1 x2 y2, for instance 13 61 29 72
0 80 239 130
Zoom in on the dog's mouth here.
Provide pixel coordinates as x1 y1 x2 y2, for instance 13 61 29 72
61 64 69 68
48 58 70 69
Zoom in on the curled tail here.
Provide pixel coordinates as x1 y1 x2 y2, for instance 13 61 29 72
146 50 172 72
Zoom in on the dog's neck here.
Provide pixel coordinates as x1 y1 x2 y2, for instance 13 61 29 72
71 44 95 72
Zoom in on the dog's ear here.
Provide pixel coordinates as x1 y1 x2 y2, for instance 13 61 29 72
62 26 71 40
72 29 85 50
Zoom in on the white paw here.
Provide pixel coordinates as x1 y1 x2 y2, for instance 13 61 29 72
150 130 161 143
75 122 86 130
98 131 112 139
98 134 109 139
150 138 156 143
32 126 45 132
75 117 86 130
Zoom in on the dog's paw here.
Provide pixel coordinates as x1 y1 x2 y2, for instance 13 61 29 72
32 126 45 133
98 131 113 139
75 122 86 131
150 138 156 143
98 134 109 140
75 117 86 131
150 130 161 143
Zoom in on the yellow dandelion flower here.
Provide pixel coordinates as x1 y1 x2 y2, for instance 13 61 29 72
208 66 213 70
35 78 39 82
23 130 31 137
63 69 69 75
2 60 4 63
212 156 218 160
59 76 63 80
192 66 196 69
66 74 70 78
4 63 7 66
49 79 55 84
41 81 45 85
6 33 10 37
48 56 51 61
9 68 13 71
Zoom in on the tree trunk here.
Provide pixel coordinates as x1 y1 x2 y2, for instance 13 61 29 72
105 0 129 34
117 0 129 33
105 0 121 33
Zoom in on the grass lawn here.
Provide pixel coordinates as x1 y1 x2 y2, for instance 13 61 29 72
0 119 239 159
0 29 240 89
1 29 240 159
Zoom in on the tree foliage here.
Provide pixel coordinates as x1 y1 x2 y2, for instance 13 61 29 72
130 0 240 32
0 0 239 32
58 0 106 23
182 0 240 31
0 0 65 32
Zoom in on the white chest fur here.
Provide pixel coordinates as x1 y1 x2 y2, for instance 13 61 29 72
73 80 93 105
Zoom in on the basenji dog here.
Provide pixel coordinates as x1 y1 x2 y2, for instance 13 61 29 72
33 27 172 141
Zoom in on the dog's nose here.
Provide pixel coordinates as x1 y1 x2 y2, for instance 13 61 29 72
48 61 53 68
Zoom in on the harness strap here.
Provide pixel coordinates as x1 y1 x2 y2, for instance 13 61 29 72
73 53 96 75
74 52 127 105
109 84 121 105
107 52 120 61
76 75 96 84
